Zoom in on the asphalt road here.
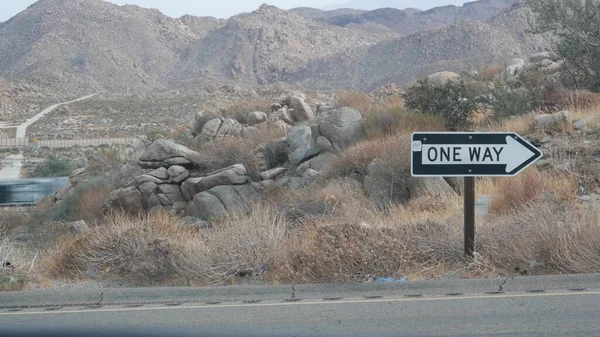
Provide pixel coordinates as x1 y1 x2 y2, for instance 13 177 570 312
1 274 600 337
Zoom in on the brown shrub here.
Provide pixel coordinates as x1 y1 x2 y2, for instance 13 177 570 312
281 195 464 283
47 211 222 284
335 91 373 113
478 64 505 82
323 134 411 183
266 178 372 225
363 107 445 139
490 168 546 214
193 123 286 181
489 167 577 214
479 202 600 274
219 98 272 124
203 205 291 279
542 86 600 111
335 92 430 139
73 184 112 224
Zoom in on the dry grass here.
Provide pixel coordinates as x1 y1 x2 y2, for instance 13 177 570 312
474 167 578 214
542 87 600 111
192 123 286 181
334 91 438 139
202 205 292 281
219 98 272 124
334 91 375 114
46 211 225 284
73 184 112 224
485 112 535 133
1 239 33 291
478 64 505 82
478 202 600 274
323 134 411 182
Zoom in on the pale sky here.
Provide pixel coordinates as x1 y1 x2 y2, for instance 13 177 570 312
0 0 468 22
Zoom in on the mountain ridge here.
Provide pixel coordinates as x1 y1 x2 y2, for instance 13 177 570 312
0 0 547 96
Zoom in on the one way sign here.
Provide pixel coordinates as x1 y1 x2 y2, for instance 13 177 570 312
411 132 543 177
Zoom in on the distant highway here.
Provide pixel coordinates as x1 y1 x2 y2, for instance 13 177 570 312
0 94 95 180
15 94 96 138
1 274 600 336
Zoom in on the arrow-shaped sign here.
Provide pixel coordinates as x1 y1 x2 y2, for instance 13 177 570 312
411 132 543 177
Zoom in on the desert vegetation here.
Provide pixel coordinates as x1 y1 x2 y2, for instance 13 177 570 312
4 0 600 292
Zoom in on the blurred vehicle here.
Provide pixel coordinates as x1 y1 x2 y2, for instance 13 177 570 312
0 177 69 206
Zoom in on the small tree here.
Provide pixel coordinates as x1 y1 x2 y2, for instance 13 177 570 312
527 0 600 90
31 156 72 178
403 78 482 130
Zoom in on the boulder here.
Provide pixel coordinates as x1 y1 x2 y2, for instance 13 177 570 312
529 51 552 63
69 167 88 187
260 167 287 180
190 184 259 221
135 174 164 185
138 139 207 169
190 111 217 135
407 177 456 199
364 159 393 207
533 110 571 131
311 107 366 154
137 181 158 208
317 103 335 113
276 176 304 189
301 169 319 186
164 157 192 166
181 164 248 200
540 59 554 67
295 152 337 176
228 121 244 137
147 193 162 210
167 165 190 183
270 103 283 112
198 117 223 142
68 220 90 235
171 201 189 215
543 61 563 74
269 107 294 125
427 71 460 84
167 165 185 177
148 167 169 180
289 96 315 122
506 58 526 77
216 118 237 139
269 120 292 134
108 186 144 213
247 111 268 126
443 177 464 196
287 125 319 165
574 116 598 130
190 192 226 221
157 184 186 205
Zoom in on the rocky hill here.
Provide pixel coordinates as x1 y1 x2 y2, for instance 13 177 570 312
172 4 382 89
288 5 551 91
0 0 223 94
290 0 521 37
0 0 548 95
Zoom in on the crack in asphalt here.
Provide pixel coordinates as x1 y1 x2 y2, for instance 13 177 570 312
498 276 511 292
97 289 108 306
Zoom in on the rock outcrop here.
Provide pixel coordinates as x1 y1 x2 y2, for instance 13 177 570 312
138 139 208 169
311 107 366 154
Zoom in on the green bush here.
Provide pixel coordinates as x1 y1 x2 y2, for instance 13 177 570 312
403 78 483 130
485 86 534 121
31 156 73 178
